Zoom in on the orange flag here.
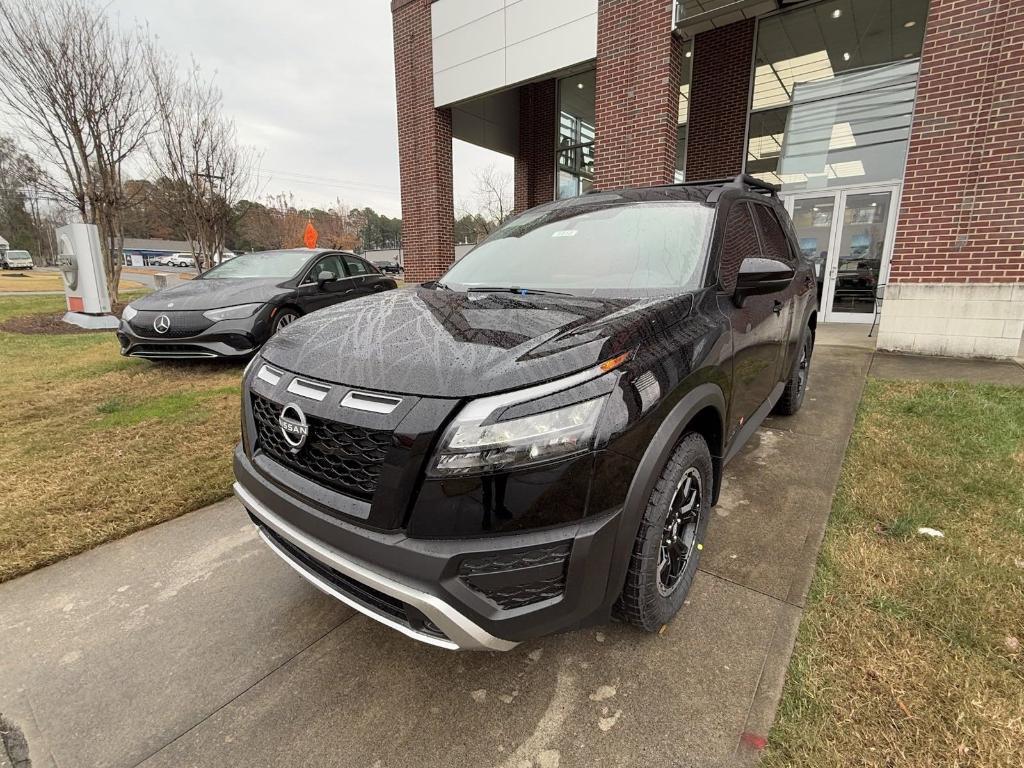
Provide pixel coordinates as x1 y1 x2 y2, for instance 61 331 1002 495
303 220 318 249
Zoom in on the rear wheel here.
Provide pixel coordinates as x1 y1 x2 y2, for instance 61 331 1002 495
272 309 300 334
617 432 712 632
774 329 813 416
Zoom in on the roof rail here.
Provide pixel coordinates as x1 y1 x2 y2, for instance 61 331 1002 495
729 173 780 197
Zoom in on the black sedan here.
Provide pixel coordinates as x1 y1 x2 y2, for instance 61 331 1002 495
117 249 397 360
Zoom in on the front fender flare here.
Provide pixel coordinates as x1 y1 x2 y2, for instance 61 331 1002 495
601 382 726 611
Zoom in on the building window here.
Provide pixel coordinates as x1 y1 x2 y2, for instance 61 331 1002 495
675 40 693 182
746 0 929 191
557 70 595 199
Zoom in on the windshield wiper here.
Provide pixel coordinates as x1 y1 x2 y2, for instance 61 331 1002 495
466 286 573 297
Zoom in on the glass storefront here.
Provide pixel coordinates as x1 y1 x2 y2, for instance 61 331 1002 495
557 70 595 199
749 0 929 322
747 0 928 191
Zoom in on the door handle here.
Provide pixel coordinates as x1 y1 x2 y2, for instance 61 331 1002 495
772 300 784 315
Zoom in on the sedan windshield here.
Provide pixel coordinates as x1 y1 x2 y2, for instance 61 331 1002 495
201 250 309 279
441 201 714 296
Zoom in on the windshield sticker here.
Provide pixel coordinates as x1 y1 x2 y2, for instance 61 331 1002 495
552 230 577 238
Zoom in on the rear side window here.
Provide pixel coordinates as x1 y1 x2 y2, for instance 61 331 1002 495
718 203 759 293
343 255 371 276
752 204 796 268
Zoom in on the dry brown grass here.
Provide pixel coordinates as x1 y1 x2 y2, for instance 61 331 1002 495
764 379 1024 767
0 294 243 581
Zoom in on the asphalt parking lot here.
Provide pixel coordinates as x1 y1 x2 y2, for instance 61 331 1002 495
0 336 873 768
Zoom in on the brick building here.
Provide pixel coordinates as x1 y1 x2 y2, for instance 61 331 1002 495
391 0 1024 359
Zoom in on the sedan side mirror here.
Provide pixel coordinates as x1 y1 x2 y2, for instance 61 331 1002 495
733 256 795 307
317 270 338 285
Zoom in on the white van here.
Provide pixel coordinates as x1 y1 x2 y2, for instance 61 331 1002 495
1 249 33 270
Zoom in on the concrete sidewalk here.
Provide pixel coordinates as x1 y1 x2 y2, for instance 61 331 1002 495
0 341 873 768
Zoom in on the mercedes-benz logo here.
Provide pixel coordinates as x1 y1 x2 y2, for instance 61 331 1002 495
153 315 171 334
278 402 309 453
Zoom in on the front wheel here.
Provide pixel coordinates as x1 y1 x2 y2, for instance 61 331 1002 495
617 432 713 632
271 309 300 335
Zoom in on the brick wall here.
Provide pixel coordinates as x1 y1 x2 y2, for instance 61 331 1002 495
685 19 755 181
593 0 684 190
392 0 454 283
514 79 557 213
889 0 1024 284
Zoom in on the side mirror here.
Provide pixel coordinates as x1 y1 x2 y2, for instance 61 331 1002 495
317 270 337 285
733 256 794 306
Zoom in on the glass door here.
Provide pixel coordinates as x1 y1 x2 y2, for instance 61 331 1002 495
785 185 900 323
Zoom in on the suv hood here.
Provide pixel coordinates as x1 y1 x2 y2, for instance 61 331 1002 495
131 278 287 312
260 286 693 398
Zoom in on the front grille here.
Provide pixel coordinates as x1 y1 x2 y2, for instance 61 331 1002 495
129 310 214 338
256 519 447 641
459 542 571 610
251 393 393 500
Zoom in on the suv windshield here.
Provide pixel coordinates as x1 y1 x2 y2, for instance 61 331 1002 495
6 250 30 259
202 250 308 279
441 201 714 296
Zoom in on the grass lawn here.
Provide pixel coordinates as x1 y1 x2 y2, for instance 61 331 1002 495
0 270 143 292
765 379 1024 767
0 294 243 582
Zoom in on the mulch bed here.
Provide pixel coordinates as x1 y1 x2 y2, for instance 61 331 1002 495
0 303 128 335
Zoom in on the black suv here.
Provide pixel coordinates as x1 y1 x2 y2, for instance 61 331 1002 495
233 175 817 650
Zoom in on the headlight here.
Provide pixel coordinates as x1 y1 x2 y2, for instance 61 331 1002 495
430 396 607 476
203 303 263 322
121 304 138 322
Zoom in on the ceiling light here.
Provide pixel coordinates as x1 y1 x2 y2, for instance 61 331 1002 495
831 8 842 19
577 82 584 89
685 50 692 58
904 20 916 28
843 52 851 61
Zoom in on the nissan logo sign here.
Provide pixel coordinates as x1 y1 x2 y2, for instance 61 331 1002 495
153 314 171 334
278 402 309 452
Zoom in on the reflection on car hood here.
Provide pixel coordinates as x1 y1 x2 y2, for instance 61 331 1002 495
260 286 694 397
131 278 287 311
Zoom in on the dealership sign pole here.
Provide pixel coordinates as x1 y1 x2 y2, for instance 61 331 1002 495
56 223 120 329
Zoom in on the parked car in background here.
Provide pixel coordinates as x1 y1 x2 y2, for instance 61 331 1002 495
1 249 34 270
233 175 818 650
117 249 397 360
372 259 402 274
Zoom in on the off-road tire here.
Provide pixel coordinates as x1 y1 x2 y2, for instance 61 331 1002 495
616 432 713 632
774 329 813 416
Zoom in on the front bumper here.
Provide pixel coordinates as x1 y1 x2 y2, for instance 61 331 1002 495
233 447 623 650
117 316 268 359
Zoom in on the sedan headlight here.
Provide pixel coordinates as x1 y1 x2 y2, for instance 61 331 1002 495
430 396 607 476
203 303 263 322
121 304 138 322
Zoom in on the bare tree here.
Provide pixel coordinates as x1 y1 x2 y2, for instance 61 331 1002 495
147 55 257 272
472 164 513 232
0 0 154 302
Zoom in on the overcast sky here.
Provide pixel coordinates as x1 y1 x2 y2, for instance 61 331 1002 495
94 0 511 218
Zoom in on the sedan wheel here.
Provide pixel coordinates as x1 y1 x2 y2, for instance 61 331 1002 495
272 310 300 334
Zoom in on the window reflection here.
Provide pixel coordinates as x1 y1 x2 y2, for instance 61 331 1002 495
676 40 693 182
557 71 595 199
